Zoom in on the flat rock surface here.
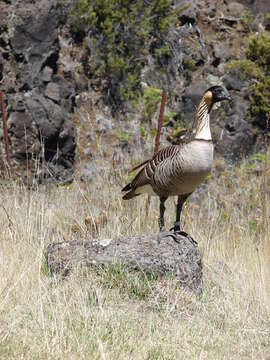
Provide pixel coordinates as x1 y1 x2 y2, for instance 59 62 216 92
47 231 203 293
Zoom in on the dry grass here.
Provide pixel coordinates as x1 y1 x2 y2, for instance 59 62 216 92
0 152 270 360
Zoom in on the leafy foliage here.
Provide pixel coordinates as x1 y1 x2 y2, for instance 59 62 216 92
70 0 181 110
115 131 131 145
247 32 270 71
182 56 196 71
247 33 270 121
250 77 270 118
227 59 263 80
228 32 270 124
143 86 162 120
240 10 254 31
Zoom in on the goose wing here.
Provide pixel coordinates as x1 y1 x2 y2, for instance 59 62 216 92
122 145 180 198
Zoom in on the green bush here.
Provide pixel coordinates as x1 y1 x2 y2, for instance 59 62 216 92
143 87 162 120
182 56 196 71
247 33 270 119
70 0 181 110
227 59 263 80
228 32 270 123
240 10 254 31
115 131 131 145
247 32 270 71
250 76 270 117
265 12 270 21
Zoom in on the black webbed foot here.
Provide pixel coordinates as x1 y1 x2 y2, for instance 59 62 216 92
170 224 183 234
167 227 191 243
169 224 181 233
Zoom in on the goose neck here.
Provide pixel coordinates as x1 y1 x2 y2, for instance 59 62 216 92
194 98 212 141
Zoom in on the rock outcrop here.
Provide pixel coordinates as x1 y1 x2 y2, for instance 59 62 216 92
1 0 270 183
47 231 203 293
0 0 76 183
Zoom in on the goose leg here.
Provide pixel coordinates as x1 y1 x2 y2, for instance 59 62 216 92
159 197 167 232
173 194 191 233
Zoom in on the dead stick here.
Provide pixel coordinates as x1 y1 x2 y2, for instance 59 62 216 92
0 91 10 167
146 89 167 218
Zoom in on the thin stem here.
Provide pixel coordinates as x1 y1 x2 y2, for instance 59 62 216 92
0 91 11 168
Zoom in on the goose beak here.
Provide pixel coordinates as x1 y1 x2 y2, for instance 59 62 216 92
220 90 231 102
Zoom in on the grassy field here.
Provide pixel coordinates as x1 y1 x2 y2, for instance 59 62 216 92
0 152 270 359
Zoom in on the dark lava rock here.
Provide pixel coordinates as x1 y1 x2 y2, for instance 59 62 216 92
41 66 53 83
212 94 255 160
222 68 246 92
176 0 198 25
0 0 76 184
228 2 246 17
45 83 61 104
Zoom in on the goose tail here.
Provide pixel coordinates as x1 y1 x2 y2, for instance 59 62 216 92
122 189 139 200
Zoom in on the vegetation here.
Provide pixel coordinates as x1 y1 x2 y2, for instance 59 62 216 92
265 12 270 22
248 32 270 71
101 263 158 300
115 131 131 145
240 10 254 31
182 56 196 71
0 148 269 359
228 32 270 124
227 59 263 80
70 0 182 110
142 86 162 120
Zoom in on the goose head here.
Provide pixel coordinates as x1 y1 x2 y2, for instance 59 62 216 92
203 85 231 112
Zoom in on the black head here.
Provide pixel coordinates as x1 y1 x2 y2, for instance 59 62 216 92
205 85 231 104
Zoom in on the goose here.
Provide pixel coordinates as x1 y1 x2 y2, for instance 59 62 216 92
122 86 231 233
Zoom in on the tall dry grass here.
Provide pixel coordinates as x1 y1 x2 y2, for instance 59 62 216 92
0 151 270 359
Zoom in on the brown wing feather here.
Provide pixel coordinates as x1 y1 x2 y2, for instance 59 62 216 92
122 145 180 197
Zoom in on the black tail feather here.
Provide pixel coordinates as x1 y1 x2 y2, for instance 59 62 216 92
121 183 132 192
122 190 139 200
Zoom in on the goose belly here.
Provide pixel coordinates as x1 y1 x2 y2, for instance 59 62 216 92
172 167 211 194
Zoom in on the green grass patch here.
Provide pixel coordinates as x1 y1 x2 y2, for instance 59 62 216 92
101 262 159 300
115 131 131 145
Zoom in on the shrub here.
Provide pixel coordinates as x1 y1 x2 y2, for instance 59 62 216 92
247 32 270 71
250 76 270 118
70 0 181 110
227 59 263 80
143 86 162 120
240 10 254 31
182 56 196 71
227 32 270 125
115 131 131 145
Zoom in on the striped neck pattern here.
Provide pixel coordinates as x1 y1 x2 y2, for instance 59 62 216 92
194 97 212 141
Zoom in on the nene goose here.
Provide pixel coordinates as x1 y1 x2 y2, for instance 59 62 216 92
122 86 231 233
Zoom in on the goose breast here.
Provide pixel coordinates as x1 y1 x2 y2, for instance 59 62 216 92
153 140 214 196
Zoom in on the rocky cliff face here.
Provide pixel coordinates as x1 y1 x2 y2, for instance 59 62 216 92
0 0 76 183
0 0 269 183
